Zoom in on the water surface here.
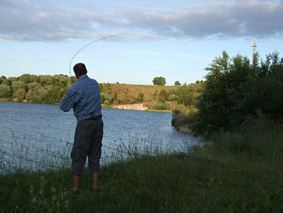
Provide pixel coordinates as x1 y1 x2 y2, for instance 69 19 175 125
0 101 202 173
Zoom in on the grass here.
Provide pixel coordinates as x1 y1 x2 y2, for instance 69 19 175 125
1 121 282 212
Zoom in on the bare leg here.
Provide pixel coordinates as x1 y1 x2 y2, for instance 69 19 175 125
74 174 81 189
92 172 99 187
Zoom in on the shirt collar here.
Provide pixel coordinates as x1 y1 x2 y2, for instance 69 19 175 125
78 74 88 81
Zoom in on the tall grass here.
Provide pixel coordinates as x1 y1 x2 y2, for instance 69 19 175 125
1 120 282 212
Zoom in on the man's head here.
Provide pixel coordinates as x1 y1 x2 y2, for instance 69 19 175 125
73 63 87 78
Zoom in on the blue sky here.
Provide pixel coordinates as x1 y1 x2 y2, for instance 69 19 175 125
1 0 282 85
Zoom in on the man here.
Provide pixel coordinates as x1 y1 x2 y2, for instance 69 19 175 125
59 63 103 193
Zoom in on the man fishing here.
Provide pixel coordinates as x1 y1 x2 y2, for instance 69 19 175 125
59 63 103 193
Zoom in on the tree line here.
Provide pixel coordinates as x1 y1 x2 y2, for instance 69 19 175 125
0 74 74 104
0 73 203 110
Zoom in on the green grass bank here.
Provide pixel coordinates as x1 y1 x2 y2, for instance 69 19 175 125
1 120 282 212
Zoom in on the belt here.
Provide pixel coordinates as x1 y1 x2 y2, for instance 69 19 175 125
85 115 102 120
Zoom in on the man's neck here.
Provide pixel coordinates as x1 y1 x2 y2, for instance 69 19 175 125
76 74 87 79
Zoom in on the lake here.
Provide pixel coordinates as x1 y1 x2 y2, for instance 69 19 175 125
0 101 203 173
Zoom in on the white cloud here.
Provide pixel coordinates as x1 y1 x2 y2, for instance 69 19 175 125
0 0 282 41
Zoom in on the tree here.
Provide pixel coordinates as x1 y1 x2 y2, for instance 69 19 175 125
158 89 168 103
12 80 26 92
0 84 12 98
11 81 26 101
191 51 283 137
25 82 43 102
100 93 112 105
43 86 62 104
13 89 26 101
174 81 181 86
19 74 37 84
152 76 166 86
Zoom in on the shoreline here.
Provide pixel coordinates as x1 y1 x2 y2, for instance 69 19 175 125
175 124 192 134
1 100 173 114
112 103 148 111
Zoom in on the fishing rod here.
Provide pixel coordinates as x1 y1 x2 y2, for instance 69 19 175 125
68 33 128 83
68 32 175 83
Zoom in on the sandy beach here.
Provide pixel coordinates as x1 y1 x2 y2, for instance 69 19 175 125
112 104 148 111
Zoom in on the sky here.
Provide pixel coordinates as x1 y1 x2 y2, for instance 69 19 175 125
0 0 282 85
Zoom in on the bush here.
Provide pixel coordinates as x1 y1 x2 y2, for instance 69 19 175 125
104 100 111 105
101 93 112 105
168 94 178 101
168 87 178 95
152 102 171 110
172 104 190 117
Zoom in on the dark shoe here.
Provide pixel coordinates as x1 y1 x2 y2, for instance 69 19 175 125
91 186 99 192
69 187 79 194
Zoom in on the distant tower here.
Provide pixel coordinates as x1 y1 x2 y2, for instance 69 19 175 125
252 38 257 55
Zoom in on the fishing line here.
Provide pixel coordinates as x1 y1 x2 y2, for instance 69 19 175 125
69 33 128 83
68 32 175 83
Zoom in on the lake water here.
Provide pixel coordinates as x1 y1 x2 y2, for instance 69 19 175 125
0 101 203 173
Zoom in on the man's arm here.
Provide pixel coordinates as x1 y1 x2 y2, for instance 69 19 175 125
59 89 77 112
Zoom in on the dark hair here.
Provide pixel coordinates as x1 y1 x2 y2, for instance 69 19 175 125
73 63 87 75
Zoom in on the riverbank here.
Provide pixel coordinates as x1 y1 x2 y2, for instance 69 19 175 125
1 121 282 212
112 103 148 111
1 99 173 113
175 124 192 134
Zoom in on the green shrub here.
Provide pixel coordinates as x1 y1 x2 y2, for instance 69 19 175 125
152 102 171 110
172 104 190 117
168 94 178 101
101 93 112 105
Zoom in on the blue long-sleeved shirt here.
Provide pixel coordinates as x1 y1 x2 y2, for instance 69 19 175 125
59 75 102 122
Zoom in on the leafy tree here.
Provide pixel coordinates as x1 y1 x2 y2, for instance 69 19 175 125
152 89 158 99
0 76 11 86
1 79 11 86
136 91 144 103
174 81 181 86
39 75 53 86
12 81 26 93
100 93 112 105
114 91 118 100
43 86 62 104
12 81 26 101
153 76 166 86
0 84 12 98
191 51 244 136
13 89 26 101
177 83 203 107
229 52 283 125
26 82 43 102
191 51 283 137
8 77 17 84
19 74 37 84
159 89 168 103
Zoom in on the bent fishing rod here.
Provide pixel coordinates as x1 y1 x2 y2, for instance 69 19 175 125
68 33 127 83
68 32 174 83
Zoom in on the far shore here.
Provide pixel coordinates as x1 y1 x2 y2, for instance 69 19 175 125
112 103 148 111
